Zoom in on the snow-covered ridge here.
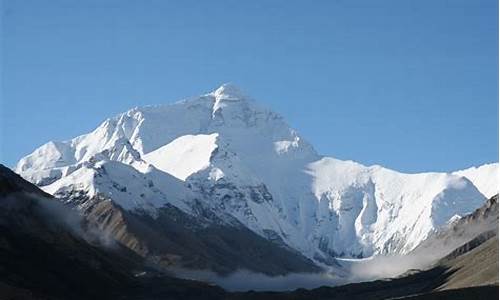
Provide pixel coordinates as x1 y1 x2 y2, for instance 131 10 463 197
15 84 499 263
453 163 499 198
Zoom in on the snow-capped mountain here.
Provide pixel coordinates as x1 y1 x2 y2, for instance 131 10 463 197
15 84 499 266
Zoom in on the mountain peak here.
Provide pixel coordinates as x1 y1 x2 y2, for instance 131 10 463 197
211 83 248 115
212 83 246 101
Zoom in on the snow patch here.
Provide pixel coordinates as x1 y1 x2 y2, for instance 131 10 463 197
143 133 219 181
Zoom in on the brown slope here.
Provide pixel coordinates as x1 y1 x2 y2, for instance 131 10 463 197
437 235 498 290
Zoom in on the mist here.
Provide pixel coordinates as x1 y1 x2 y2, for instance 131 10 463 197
164 267 348 291
33 194 85 235
346 253 437 281
163 246 455 292
29 193 119 248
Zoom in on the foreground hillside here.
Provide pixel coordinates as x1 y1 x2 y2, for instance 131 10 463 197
0 164 225 300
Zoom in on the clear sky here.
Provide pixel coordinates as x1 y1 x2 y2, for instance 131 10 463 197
1 0 498 172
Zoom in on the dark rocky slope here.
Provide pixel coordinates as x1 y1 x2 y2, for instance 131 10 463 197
0 164 225 300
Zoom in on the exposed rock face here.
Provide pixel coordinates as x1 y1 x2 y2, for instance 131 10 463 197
65 190 320 275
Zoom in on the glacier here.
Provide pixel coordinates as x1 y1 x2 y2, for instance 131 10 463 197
15 83 499 264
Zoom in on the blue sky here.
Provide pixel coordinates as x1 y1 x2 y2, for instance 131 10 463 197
1 0 498 172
